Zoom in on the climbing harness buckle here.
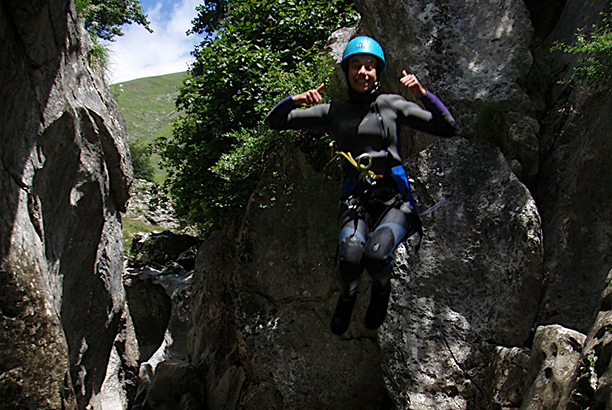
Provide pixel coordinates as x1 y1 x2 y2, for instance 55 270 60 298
323 143 383 185
355 153 377 185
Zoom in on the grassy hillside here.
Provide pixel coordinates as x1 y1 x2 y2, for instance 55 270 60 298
112 71 186 183
112 72 188 243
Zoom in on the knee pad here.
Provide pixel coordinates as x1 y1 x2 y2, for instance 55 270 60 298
337 235 365 269
362 227 395 280
362 253 393 289
336 235 365 283
364 226 395 262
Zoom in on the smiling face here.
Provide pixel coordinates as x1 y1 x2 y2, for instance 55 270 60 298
347 54 378 93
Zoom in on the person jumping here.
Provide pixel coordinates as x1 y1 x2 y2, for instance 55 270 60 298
265 36 456 335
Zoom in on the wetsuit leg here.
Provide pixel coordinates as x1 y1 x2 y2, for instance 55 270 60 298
363 207 409 285
362 207 410 330
335 197 369 297
331 197 369 335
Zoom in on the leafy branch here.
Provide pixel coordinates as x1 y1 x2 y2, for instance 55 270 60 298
551 2 612 85
75 0 152 42
157 0 358 227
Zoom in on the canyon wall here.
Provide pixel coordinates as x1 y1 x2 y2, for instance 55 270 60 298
2 0 612 409
0 1 135 408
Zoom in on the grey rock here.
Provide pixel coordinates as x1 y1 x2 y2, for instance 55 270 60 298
381 137 543 409
129 231 201 268
0 0 133 408
126 232 201 408
520 325 586 410
357 0 539 180
124 272 172 362
567 268 612 409
189 147 388 410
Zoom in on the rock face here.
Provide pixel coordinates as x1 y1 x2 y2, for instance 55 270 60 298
358 0 539 179
3 0 612 409
532 0 612 334
0 0 133 408
380 137 543 409
189 147 388 409
187 0 612 409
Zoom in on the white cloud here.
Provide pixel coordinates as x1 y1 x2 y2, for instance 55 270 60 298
106 0 204 84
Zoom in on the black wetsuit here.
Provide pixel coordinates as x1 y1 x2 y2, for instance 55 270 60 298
266 89 456 332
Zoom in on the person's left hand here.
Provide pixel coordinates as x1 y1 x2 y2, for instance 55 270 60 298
400 71 427 98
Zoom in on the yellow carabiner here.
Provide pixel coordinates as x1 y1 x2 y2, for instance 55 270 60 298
356 154 372 172
323 150 384 183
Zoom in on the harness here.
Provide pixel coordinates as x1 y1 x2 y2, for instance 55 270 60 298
323 145 384 185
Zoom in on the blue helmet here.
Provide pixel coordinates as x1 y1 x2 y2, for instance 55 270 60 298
341 36 386 74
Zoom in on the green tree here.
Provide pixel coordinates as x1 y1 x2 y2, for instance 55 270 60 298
130 140 155 181
157 0 357 226
75 0 152 41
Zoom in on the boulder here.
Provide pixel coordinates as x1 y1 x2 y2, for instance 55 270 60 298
567 269 612 408
357 0 539 180
0 0 134 408
380 137 543 409
521 325 586 410
188 147 388 410
130 231 201 268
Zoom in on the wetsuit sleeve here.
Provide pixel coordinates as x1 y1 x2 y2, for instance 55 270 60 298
394 92 456 137
265 96 332 132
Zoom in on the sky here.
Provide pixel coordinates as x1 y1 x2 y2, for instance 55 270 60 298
105 0 205 84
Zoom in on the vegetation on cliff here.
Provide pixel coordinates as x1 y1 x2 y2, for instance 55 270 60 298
156 0 358 227
75 0 151 76
552 1 612 84
75 0 151 41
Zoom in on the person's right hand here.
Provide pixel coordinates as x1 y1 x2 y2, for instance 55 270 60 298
292 83 324 106
400 71 427 98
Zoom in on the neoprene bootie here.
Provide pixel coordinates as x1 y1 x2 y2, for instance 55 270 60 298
364 284 391 330
330 293 357 335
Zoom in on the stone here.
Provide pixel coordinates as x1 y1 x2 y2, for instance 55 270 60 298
129 231 201 268
188 147 388 410
0 0 133 408
126 231 201 408
520 325 586 410
380 137 543 409
534 80 612 334
356 0 539 180
124 271 172 362
567 269 612 409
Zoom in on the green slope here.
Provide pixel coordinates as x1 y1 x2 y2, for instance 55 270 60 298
113 72 188 242
112 71 186 182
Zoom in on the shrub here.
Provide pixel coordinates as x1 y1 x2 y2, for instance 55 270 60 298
130 140 155 181
551 1 612 85
157 0 358 226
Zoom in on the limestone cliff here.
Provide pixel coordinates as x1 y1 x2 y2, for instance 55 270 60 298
0 0 134 409
2 0 612 409
185 0 612 409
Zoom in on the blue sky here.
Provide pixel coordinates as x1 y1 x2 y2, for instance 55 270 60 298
106 0 204 83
